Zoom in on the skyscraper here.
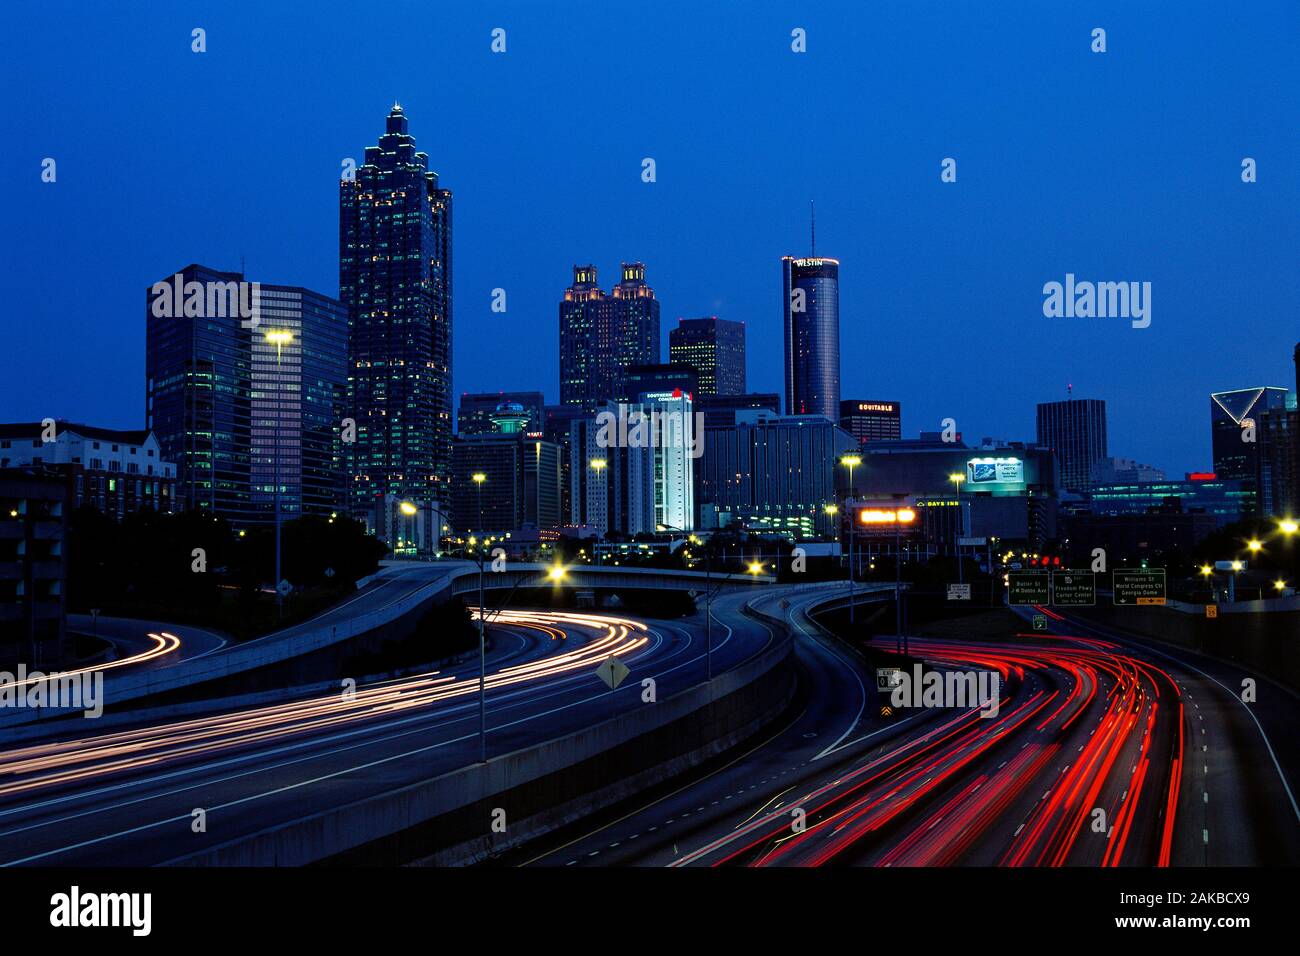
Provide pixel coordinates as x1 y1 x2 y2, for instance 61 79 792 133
340 104 453 515
668 317 746 396
146 265 347 522
782 256 840 421
839 399 902 445
559 263 660 410
250 286 348 521
1210 387 1289 482
1036 398 1108 494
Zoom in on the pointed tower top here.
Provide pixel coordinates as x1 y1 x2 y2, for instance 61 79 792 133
810 200 816 256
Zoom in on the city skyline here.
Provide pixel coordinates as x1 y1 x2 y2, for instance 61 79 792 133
5 3 1299 479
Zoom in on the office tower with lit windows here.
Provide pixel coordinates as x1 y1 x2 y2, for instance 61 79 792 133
839 399 902 445
340 103 453 515
668 316 746 396
782 256 841 421
146 264 347 522
1035 398 1108 494
568 406 655 536
249 286 348 521
559 263 660 410
1209 386 1290 516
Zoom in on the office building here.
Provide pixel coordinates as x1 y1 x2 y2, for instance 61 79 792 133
1256 394 1298 519
458 391 544 436
1090 456 1165 485
0 423 176 517
668 317 746 396
625 364 697 402
0 468 70 666
628 391 697 532
1036 398 1108 493
250 286 348 521
696 393 781 429
839 400 902 445
568 405 656 536
146 264 346 523
341 103 454 515
782 256 841 422
698 409 856 539
559 263 660 410
1209 386 1289 485
1086 473 1251 527
451 428 562 535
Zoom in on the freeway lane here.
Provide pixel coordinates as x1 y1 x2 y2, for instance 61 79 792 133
521 596 1299 867
0 590 782 865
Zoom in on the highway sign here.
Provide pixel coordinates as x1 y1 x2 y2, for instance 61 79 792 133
276 579 293 597
1052 572 1095 606
957 537 987 547
1205 604 1218 619
876 667 903 691
947 583 971 600
1008 571 1050 605
324 567 335 579
1113 568 1166 605
1032 614 1048 631
595 657 630 690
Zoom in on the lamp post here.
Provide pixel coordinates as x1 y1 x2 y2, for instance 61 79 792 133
470 472 487 762
265 329 293 618
841 455 862 623
589 458 607 561
948 472 966 585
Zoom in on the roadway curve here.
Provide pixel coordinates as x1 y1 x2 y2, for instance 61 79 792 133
0 592 781 866
518 594 1300 867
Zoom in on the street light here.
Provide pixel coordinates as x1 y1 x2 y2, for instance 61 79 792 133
948 472 966 584
547 563 567 582
748 560 764 576
1247 538 1263 554
264 329 293 618
1279 519 1299 536
468 472 488 763
840 455 862 623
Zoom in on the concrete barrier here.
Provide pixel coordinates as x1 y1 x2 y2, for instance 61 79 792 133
163 602 796 867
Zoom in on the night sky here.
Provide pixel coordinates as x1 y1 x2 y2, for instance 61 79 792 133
3 1 1297 476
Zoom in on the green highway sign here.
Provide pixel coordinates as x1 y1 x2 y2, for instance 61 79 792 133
1052 571 1096 606
1113 568 1167 605
1008 571 1051 605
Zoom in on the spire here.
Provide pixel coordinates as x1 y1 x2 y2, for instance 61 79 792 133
810 200 816 256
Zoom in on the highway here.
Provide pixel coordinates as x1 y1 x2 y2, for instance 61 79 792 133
517 593 1300 867
0 588 781 866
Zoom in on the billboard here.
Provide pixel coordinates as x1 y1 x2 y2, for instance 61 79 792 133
966 457 1024 488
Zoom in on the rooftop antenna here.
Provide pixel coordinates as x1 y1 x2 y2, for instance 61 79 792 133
810 200 816 256
1067 382 1073 397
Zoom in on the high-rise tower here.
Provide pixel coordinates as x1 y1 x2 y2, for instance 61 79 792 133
340 104 453 513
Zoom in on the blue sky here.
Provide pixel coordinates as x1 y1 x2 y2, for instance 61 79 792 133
2 0 1297 475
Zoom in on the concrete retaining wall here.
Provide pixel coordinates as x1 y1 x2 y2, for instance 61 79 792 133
164 601 796 866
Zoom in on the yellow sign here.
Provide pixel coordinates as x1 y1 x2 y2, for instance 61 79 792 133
1205 605 1218 619
1136 597 1166 605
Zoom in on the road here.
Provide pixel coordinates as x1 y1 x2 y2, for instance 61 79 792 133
517 595 1300 867
0 588 781 865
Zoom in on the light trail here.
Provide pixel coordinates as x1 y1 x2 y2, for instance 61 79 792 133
0 611 648 800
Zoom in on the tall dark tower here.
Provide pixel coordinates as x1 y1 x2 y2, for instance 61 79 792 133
558 262 659 410
340 104 453 513
1036 397 1108 493
782 255 841 420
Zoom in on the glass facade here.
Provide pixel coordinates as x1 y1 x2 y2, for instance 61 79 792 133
340 104 453 513
146 265 346 523
250 288 348 521
668 316 746 396
1087 477 1251 526
146 264 254 519
782 257 840 422
559 263 660 410
1035 398 1108 493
